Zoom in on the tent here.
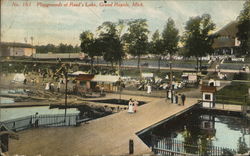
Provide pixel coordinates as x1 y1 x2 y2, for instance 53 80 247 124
91 75 120 83
12 73 25 82
91 75 120 92
69 71 88 76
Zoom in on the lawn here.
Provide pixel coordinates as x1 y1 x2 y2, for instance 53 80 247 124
216 81 250 105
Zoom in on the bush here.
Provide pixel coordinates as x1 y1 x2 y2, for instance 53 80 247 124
233 72 249 80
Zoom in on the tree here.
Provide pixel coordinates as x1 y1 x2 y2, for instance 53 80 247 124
79 31 97 73
97 21 124 72
182 14 216 72
237 136 248 154
123 19 149 75
58 43 68 53
150 29 164 70
162 18 179 92
35 44 79 53
237 0 250 56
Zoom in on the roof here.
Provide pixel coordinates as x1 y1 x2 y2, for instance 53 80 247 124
91 75 120 83
214 21 238 37
0 42 34 48
75 74 94 81
212 21 239 48
201 85 217 93
69 71 88 76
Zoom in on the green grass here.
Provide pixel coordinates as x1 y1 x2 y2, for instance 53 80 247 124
216 82 250 105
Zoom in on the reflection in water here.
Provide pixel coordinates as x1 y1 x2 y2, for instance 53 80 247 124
139 109 250 153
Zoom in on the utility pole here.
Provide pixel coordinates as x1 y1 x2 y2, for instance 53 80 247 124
31 36 34 55
64 66 68 122
0 0 2 44
169 53 173 103
0 0 2 122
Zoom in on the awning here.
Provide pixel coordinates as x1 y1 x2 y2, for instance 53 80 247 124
91 75 120 83
69 71 88 76
75 74 94 81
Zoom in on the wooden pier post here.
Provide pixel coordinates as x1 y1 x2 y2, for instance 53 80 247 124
129 139 134 154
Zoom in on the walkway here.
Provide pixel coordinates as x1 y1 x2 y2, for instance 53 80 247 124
9 95 198 155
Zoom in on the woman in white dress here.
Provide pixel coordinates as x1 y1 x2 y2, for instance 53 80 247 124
147 84 152 94
128 99 134 113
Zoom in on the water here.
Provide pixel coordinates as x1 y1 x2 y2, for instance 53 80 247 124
0 89 27 95
0 97 15 104
0 88 27 104
0 106 80 121
139 109 250 151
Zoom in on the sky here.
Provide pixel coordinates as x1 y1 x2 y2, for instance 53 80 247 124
1 0 246 46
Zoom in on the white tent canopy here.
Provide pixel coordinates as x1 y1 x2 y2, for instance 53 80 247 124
91 75 120 83
12 73 25 82
69 71 88 76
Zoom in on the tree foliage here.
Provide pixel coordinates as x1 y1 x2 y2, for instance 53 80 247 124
36 44 80 53
97 21 124 66
123 19 149 68
182 14 216 70
162 18 180 56
150 29 164 70
79 31 99 73
237 0 250 55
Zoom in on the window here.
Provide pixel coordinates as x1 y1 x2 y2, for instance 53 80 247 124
204 121 211 129
205 94 211 100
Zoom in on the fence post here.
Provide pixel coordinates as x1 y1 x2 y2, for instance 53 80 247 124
151 135 155 153
129 139 134 154
12 122 15 131
68 116 71 126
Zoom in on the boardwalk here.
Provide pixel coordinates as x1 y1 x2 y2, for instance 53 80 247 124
9 95 198 155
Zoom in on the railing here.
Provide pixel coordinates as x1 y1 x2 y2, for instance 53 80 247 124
0 114 87 132
151 135 236 156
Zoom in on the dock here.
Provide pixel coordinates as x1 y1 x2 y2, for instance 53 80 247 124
8 95 198 155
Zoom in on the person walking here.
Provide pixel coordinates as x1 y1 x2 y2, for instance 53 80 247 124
100 84 104 95
23 78 27 85
181 94 186 106
57 81 61 92
147 84 152 94
34 112 39 128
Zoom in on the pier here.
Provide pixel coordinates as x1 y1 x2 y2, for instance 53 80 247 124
8 95 198 155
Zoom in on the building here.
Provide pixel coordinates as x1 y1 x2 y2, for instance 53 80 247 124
32 52 85 60
75 74 120 93
0 42 36 57
201 85 217 108
213 21 240 55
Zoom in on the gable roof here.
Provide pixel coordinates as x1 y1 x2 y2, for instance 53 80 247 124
212 21 239 48
201 85 217 93
214 21 238 37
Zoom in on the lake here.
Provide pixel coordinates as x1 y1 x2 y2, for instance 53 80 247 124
139 109 250 153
